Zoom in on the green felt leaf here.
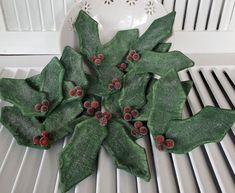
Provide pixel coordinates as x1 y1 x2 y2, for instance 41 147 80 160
103 119 150 181
40 57 65 113
59 118 107 193
119 71 150 109
182 80 193 95
60 46 88 88
130 51 194 76
98 29 139 67
104 91 122 117
134 11 175 51
0 78 46 117
63 81 75 100
0 106 45 149
26 74 41 91
86 74 109 96
148 69 187 136
43 99 83 142
165 106 235 154
66 115 89 133
153 43 172 52
74 10 101 59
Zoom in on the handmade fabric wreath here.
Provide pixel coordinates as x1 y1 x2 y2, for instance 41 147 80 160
0 10 234 193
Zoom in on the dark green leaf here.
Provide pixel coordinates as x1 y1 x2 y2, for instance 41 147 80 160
59 118 107 193
0 106 44 149
86 74 109 96
60 46 88 88
104 91 122 117
66 115 89 133
153 43 172 52
182 80 193 95
74 10 101 59
63 81 75 100
130 51 194 76
165 106 235 154
40 57 65 113
26 74 41 91
103 119 150 181
119 71 150 109
0 78 46 116
148 69 187 136
134 11 175 51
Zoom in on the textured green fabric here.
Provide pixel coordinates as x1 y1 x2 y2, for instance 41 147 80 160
59 118 107 193
60 46 88 88
40 57 65 113
26 74 41 91
119 71 150 109
104 91 122 117
130 51 194 76
0 106 45 149
66 115 88 133
86 74 109 96
153 43 172 52
165 106 235 154
148 69 187 136
0 78 46 117
182 80 193 95
103 119 150 181
75 10 101 59
134 12 175 51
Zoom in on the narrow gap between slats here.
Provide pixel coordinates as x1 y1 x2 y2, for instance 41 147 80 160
13 0 21 31
193 0 201 30
25 0 33 31
205 0 213 30
182 0 189 30
168 155 180 193
38 0 45 31
173 0 176 11
223 71 235 91
216 0 226 30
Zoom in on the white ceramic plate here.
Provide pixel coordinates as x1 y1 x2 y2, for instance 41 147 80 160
60 0 168 51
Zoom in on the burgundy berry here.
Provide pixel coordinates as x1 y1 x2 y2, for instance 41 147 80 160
92 55 97 61
114 82 122 90
127 55 133 61
165 139 175 149
134 121 143 129
103 111 112 120
76 89 84 97
139 126 148 136
129 50 136 57
124 113 132 121
111 78 119 85
41 100 49 107
132 53 140 61
91 100 99 109
131 109 139 118
99 117 108 126
42 131 49 138
40 105 48 112
94 58 101 65
95 111 103 119
69 89 77 97
97 53 104 60
108 83 114 90
33 136 41 145
155 135 165 144
83 101 91 109
87 107 95 116
34 104 42 112
131 128 139 137
123 106 132 113
120 63 127 69
40 136 49 147
157 144 164 151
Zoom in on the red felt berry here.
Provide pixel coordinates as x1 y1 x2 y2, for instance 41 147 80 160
87 107 95 116
91 100 99 109
139 126 148 136
92 55 97 61
165 139 175 149
127 55 133 61
120 63 127 69
157 144 164 151
99 117 108 126
69 89 77 97
40 105 48 112
131 109 139 118
74 86 81 91
42 131 49 138
114 81 122 90
97 53 104 60
33 136 41 145
40 136 49 147
131 128 139 137
132 53 140 61
155 135 165 144
134 121 143 129
108 83 114 90
76 89 84 97
123 106 132 113
129 50 136 56
83 101 91 109
111 78 119 85
35 103 42 112
94 58 101 65
41 100 49 107
124 113 132 121
103 111 112 120
95 111 103 119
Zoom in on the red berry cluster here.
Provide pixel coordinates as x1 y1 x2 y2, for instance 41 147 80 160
69 86 84 97
83 100 100 116
131 121 148 137
127 50 140 61
155 135 175 151
108 78 122 91
123 106 139 121
35 99 49 113
92 53 104 65
95 111 112 126
33 131 50 147
117 63 127 71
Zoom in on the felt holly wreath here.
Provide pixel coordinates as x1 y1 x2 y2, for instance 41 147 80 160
0 10 235 193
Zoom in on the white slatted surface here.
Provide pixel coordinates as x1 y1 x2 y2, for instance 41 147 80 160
0 57 234 193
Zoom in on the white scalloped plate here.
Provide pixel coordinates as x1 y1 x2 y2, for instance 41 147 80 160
60 0 169 51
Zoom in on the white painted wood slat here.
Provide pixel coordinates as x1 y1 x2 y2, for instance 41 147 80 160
163 0 175 13
174 0 187 30
184 0 199 31
219 0 235 30
27 0 42 31
40 0 55 31
229 4 235 30
15 0 30 31
0 3 6 31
